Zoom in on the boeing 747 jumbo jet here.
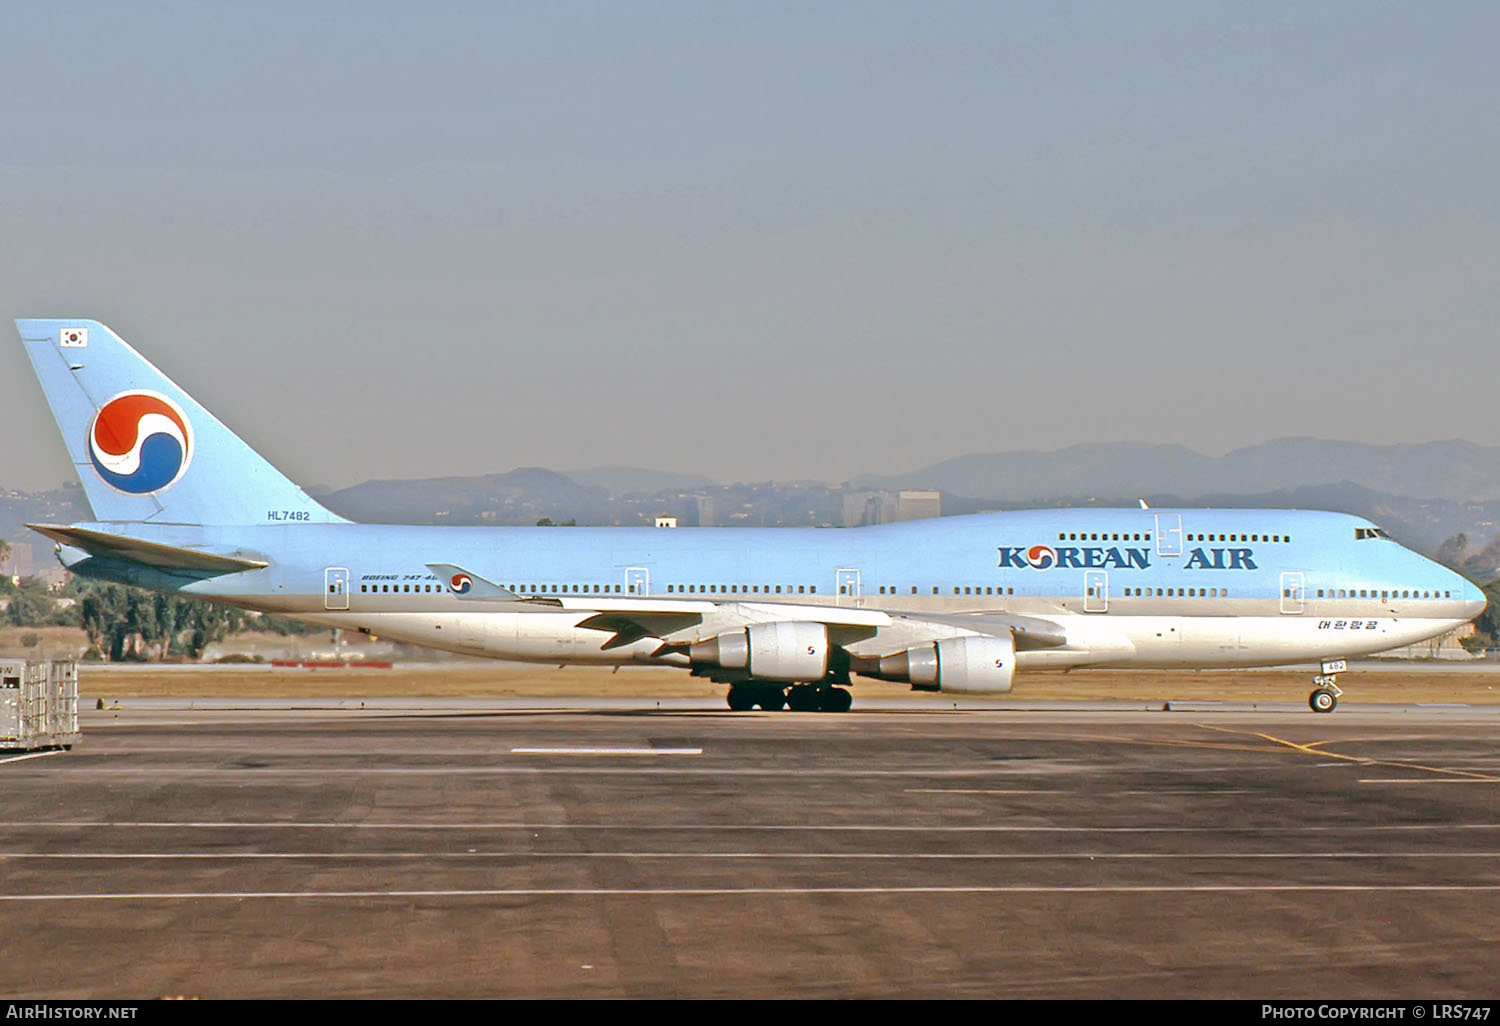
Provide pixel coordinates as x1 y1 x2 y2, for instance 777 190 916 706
15 319 1487 712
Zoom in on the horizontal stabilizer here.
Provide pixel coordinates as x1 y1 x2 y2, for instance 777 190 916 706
425 564 521 601
27 524 269 574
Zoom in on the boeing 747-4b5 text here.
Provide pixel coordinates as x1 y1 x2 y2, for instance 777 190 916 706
16 320 1487 712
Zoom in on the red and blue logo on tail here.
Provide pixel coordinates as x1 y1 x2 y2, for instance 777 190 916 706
87 391 193 495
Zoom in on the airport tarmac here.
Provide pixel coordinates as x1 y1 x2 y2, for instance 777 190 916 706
2 700 1499 998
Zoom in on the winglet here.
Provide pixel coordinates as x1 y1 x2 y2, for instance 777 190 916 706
426 564 521 601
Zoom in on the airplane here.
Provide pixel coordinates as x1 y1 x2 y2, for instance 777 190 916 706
14 318 1487 713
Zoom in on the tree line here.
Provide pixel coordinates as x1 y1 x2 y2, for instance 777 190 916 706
2 574 317 661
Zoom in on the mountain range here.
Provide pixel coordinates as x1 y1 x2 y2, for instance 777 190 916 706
854 438 1500 504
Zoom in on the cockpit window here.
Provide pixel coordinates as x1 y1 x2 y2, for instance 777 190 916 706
1355 527 1390 540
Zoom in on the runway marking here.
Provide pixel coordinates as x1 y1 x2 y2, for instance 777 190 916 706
0 751 65 765
1193 725 1500 782
1359 778 1500 785
5 850 1500 861
6 884 1500 902
902 788 1259 796
509 747 702 756
905 788 1058 795
11 821 1500 833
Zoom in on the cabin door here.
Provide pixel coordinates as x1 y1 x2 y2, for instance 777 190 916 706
1084 570 1109 612
836 568 862 607
1154 513 1183 556
324 567 350 610
1280 572 1305 614
626 567 650 596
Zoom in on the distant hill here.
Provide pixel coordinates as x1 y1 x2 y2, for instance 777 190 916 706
854 438 1500 503
316 467 613 525
562 466 716 496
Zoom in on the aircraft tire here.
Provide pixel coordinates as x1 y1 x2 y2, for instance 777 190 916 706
786 684 819 712
1309 688 1338 714
821 687 853 713
726 686 756 712
756 685 787 711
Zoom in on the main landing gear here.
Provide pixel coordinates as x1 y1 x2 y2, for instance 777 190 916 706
1309 658 1346 713
725 682 852 713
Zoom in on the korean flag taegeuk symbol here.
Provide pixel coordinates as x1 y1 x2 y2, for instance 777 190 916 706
87 391 194 494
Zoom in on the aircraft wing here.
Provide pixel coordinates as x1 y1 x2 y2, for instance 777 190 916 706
26 524 269 575
885 610 1068 650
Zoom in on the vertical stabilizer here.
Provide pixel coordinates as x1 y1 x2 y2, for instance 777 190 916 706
15 319 346 526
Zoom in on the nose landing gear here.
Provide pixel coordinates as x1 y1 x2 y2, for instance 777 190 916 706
1310 659 1346 713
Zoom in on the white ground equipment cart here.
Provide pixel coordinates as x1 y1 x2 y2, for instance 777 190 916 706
0 659 80 752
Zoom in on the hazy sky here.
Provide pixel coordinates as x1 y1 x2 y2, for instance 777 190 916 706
2 1 1496 492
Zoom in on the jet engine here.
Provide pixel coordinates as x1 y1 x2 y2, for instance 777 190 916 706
876 634 1015 695
688 621 829 682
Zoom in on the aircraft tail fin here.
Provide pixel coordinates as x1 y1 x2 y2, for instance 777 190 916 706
15 319 346 526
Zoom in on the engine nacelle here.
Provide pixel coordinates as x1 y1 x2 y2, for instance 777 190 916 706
877 634 1015 695
689 621 829 682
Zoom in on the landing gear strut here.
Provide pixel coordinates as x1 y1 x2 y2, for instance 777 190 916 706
1309 659 1345 713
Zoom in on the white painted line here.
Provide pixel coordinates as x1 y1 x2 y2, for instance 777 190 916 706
906 788 1058 795
4 850 1500 861
904 788 1259 796
509 747 702 756
1359 778 1500 784
5 884 1500 902
0 751 65 765
13 821 1500 833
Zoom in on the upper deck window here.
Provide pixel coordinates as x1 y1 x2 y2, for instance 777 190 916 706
1355 527 1390 541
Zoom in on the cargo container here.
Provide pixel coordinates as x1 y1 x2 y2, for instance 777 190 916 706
0 659 79 751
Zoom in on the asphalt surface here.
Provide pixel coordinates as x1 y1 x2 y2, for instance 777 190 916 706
3 701 1499 998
